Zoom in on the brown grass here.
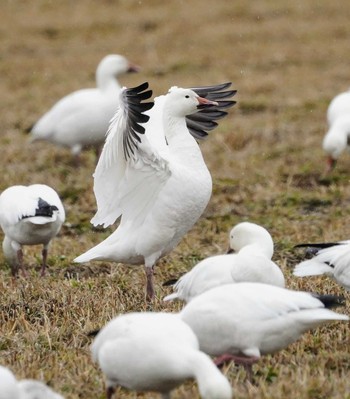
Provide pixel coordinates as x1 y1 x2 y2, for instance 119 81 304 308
1 0 350 398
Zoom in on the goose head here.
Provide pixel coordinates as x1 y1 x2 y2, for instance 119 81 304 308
227 222 274 259
165 87 218 118
96 54 139 90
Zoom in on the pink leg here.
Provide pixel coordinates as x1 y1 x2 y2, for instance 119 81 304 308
214 353 260 381
16 249 27 277
214 353 260 367
144 266 155 301
40 247 48 277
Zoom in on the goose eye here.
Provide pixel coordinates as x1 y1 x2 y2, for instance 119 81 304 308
185 95 190 98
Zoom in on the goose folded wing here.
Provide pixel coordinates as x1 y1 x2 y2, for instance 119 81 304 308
91 82 171 228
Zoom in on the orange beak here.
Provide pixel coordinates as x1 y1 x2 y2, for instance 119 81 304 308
127 63 140 73
197 96 219 109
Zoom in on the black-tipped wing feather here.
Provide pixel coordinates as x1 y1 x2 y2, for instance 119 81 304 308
121 82 154 159
186 82 237 139
21 197 58 220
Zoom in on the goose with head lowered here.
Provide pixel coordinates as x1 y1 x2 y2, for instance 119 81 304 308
29 54 139 163
0 184 65 276
0 365 64 399
180 283 349 367
164 222 285 303
91 312 233 399
74 81 236 300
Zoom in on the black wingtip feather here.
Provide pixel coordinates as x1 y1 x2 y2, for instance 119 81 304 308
294 242 342 250
121 82 154 160
186 82 236 140
312 293 346 309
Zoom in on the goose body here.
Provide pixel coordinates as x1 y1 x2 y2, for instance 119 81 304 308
74 82 236 299
180 283 349 361
293 241 350 290
0 184 65 276
164 222 284 302
323 89 350 170
91 312 232 399
0 365 64 399
30 54 139 158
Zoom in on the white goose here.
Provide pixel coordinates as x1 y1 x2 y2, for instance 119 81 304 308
293 241 350 290
0 184 65 276
29 54 139 161
0 365 64 399
91 312 233 399
74 81 236 300
164 222 285 302
180 283 349 366
323 89 350 171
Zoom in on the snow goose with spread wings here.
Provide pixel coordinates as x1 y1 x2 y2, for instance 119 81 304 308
0 365 64 399
91 312 232 399
293 240 350 290
164 222 285 302
29 54 139 162
0 184 65 276
180 283 348 366
74 81 236 300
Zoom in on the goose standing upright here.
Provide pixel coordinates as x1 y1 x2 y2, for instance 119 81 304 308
323 89 350 171
74 82 236 300
91 312 233 399
29 54 139 162
293 240 350 290
0 184 65 276
164 222 285 302
180 283 349 366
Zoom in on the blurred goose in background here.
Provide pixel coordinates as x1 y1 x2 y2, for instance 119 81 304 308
0 184 65 276
163 222 285 302
180 283 348 367
29 54 139 163
323 89 350 171
0 365 64 399
293 240 350 290
91 312 232 399
74 81 236 300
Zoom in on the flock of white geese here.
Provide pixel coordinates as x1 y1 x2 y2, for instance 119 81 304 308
1 54 350 399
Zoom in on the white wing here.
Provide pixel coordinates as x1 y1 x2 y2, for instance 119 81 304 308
91 82 171 228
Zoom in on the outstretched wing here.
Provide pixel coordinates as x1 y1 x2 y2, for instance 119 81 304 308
91 82 171 228
186 82 237 139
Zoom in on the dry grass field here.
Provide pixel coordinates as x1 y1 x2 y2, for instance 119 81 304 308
1 0 350 398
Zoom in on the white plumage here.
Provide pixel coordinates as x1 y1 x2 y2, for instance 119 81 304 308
0 184 65 276
323 89 350 171
293 241 350 290
164 222 285 302
0 365 64 399
180 283 349 364
74 82 236 300
91 312 233 399
29 54 139 160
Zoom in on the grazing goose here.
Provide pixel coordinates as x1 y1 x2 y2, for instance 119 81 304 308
180 283 349 366
29 54 139 162
0 184 65 276
164 222 285 302
0 365 64 399
74 81 236 300
293 241 350 290
91 312 233 399
323 89 350 171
